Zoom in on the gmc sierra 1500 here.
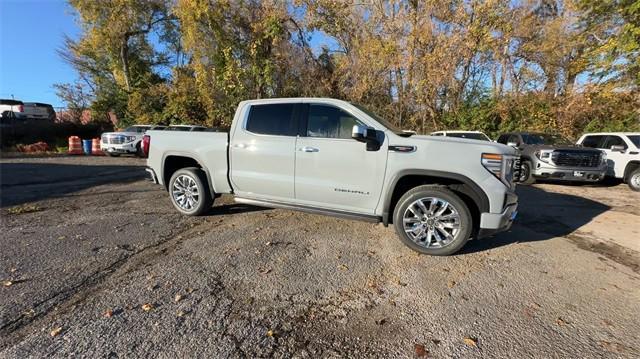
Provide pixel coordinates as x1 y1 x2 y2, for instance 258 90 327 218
145 98 519 255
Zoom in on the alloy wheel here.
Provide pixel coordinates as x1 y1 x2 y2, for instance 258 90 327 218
402 197 461 249
172 174 200 211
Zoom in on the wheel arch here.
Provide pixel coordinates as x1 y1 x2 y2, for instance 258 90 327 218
382 170 489 228
623 161 640 182
162 153 217 195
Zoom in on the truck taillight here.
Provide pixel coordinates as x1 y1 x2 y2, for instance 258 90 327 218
18 105 24 112
142 135 150 157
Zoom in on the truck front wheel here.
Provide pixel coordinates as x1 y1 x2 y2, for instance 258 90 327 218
393 186 472 256
628 168 640 192
168 167 213 216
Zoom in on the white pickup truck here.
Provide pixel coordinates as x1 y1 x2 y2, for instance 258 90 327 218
145 98 519 255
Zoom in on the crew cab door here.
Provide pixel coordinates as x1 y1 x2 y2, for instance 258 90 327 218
230 102 300 201
294 103 387 214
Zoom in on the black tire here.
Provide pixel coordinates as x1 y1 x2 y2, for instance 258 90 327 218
106 152 120 157
519 160 536 185
168 167 214 216
627 168 640 192
393 185 473 256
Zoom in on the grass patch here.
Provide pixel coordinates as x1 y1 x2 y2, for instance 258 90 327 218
6 205 43 215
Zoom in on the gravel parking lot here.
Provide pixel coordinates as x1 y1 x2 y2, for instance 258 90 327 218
1 155 639 358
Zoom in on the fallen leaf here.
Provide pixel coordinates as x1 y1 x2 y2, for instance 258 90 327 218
463 337 478 347
103 310 113 318
50 327 63 337
414 343 428 357
174 294 183 302
447 280 456 288
3 280 13 287
177 310 185 317
556 317 568 326
375 318 387 325
266 329 274 337
141 303 154 311
57 236 66 240
265 241 272 246
338 264 349 271
259 268 272 275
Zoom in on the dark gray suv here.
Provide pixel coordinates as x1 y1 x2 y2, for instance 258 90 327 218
497 132 606 184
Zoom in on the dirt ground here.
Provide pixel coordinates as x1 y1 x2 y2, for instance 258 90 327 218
1 155 639 358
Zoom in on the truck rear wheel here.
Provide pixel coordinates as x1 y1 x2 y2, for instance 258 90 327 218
393 185 472 256
168 167 213 216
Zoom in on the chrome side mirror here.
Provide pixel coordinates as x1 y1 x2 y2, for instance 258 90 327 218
352 124 367 142
507 141 519 148
610 145 625 153
352 124 381 151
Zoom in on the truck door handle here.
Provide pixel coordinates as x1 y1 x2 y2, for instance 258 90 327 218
299 147 319 153
232 143 247 149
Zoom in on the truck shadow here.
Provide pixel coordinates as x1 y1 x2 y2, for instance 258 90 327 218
0 162 146 207
205 203 267 216
460 185 611 254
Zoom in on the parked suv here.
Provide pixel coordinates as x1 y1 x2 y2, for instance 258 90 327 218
23 102 56 121
497 132 606 185
576 132 640 191
145 98 520 256
101 125 164 157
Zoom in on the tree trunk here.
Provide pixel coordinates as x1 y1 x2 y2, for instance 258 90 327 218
121 36 131 92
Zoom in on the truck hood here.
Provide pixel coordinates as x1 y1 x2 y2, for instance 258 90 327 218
406 134 518 155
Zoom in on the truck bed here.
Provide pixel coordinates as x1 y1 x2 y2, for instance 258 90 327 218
146 130 232 194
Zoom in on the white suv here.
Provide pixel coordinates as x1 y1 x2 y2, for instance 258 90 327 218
576 132 640 191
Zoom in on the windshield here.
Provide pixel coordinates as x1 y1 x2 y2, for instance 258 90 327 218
628 135 640 147
124 126 150 133
522 133 570 145
350 103 411 136
446 132 490 141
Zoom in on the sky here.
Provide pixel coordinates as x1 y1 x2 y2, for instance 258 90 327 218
0 1 338 109
0 0 80 107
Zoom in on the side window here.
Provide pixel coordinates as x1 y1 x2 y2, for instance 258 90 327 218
508 134 520 144
432 133 444 136
246 104 296 136
581 135 605 148
497 134 509 144
603 135 628 149
306 104 362 139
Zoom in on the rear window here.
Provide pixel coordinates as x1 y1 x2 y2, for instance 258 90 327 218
628 135 640 147
246 104 296 136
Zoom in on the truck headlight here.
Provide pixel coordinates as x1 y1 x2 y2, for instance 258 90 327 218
535 150 553 163
600 151 607 164
482 153 515 188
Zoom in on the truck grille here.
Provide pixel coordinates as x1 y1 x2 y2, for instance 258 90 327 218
551 150 601 168
102 135 125 145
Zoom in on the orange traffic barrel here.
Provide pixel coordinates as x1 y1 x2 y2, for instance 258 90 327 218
91 138 104 156
68 136 83 155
